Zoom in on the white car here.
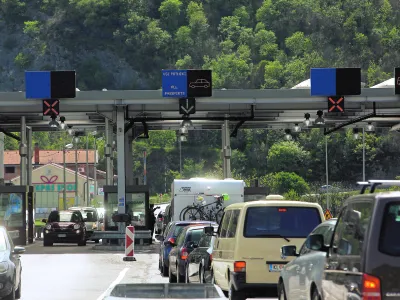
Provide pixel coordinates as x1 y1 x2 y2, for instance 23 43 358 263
69 206 101 243
278 218 337 300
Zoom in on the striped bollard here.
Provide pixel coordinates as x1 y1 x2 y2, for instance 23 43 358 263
123 225 136 261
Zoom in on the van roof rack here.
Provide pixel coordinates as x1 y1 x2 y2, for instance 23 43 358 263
359 180 400 194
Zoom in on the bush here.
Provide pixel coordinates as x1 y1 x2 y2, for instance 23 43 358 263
260 172 310 195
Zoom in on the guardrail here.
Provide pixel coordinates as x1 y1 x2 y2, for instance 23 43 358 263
91 230 152 245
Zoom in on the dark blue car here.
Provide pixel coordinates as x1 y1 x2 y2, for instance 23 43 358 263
157 221 217 277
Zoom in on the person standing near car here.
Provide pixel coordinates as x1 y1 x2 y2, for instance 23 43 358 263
148 204 160 243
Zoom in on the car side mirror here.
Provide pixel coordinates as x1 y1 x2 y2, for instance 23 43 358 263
13 246 25 255
281 245 298 257
204 226 215 236
306 234 327 252
41 219 47 223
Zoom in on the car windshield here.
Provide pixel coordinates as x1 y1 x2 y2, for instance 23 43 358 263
49 212 78 223
244 206 322 238
173 224 191 237
82 210 98 222
187 229 204 243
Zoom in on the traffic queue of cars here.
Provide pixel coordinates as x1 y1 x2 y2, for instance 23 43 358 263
158 185 400 300
41 206 104 246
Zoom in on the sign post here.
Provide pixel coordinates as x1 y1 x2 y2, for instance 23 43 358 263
123 225 136 261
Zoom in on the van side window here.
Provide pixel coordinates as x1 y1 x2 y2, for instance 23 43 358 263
226 210 240 238
379 202 400 256
220 210 232 238
334 201 373 256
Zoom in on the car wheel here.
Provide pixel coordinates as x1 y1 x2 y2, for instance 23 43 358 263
228 279 246 300
162 258 169 277
15 276 21 299
176 264 184 283
278 281 287 300
199 266 204 283
43 239 53 247
185 265 189 283
311 287 321 300
93 239 100 244
4 278 15 300
78 235 87 246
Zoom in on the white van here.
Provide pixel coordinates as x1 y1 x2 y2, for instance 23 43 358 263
211 197 324 300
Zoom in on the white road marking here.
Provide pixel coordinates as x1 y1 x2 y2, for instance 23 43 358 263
96 267 129 300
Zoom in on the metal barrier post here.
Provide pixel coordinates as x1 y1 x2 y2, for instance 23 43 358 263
123 225 136 261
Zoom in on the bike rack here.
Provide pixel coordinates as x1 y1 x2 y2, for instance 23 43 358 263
358 180 400 194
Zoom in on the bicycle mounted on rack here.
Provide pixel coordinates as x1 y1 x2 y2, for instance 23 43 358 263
179 194 227 223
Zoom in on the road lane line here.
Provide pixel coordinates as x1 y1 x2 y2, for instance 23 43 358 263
96 267 129 300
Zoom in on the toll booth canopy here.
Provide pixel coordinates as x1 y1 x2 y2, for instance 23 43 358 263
103 185 150 231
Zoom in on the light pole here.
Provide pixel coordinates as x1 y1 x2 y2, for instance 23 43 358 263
63 143 73 209
86 134 89 205
74 135 80 205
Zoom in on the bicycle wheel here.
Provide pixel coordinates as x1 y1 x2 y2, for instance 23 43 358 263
183 207 202 221
179 206 190 221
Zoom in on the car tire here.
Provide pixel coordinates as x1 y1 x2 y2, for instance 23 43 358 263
78 235 87 246
15 277 21 299
199 266 204 283
176 264 185 283
93 239 100 244
278 282 287 300
311 287 321 300
168 264 176 283
162 261 169 277
4 278 15 300
229 279 246 300
43 239 53 247
185 265 189 283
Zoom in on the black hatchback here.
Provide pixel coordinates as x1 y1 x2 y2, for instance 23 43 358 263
306 181 400 299
43 210 87 246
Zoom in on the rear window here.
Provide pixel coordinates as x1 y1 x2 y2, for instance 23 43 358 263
187 229 204 243
244 206 322 238
379 202 400 256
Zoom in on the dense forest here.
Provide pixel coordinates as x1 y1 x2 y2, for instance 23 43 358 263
1 0 400 200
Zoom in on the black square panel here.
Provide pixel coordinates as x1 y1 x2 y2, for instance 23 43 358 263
50 70 76 98
336 68 361 95
395 68 400 95
187 70 212 97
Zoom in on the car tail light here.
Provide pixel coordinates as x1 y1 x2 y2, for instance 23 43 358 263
362 273 381 300
181 247 188 260
234 261 246 272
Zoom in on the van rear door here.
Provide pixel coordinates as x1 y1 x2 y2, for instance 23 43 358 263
367 199 400 299
240 205 322 284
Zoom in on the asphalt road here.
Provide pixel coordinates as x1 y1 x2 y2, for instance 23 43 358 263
19 240 277 300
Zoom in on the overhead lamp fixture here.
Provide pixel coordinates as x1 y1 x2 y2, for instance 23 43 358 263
315 110 325 125
353 127 359 139
304 113 311 126
293 123 301 132
181 119 193 128
284 129 292 141
179 126 188 135
49 115 59 128
180 134 187 142
67 125 74 135
366 122 375 132
60 116 66 130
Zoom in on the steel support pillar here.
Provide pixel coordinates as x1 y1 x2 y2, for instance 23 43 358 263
116 107 126 215
27 127 33 186
19 117 27 185
0 133 4 185
104 119 113 185
222 116 232 178
125 135 134 185
221 123 226 176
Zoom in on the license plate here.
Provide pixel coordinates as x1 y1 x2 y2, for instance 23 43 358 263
269 264 285 272
58 234 66 238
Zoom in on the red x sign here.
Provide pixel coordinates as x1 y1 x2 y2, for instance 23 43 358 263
43 99 60 116
328 96 345 113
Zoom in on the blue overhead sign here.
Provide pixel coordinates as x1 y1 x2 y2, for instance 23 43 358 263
162 69 212 98
25 70 76 99
310 68 361 96
162 70 188 98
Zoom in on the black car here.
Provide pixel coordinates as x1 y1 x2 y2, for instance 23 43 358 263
43 210 87 246
0 226 24 300
168 225 210 283
304 181 400 299
185 227 217 283
157 221 217 277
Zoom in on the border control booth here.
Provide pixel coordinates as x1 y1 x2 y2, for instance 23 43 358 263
0 185 35 246
98 185 152 245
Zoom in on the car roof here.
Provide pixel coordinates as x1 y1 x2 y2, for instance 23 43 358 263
69 206 96 210
226 200 323 210
173 221 217 225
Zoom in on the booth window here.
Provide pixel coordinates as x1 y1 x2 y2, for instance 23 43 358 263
5 167 15 174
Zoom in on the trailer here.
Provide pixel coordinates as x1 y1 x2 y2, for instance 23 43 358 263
164 178 245 224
